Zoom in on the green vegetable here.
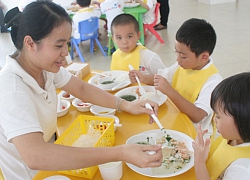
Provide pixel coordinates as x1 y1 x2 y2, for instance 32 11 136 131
120 95 136 102
101 81 114 84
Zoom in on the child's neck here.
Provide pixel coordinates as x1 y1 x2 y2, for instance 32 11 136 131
228 139 244 146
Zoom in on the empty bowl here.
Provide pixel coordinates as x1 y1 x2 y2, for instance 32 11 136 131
57 100 70 117
90 105 116 116
97 77 117 89
72 98 92 112
59 91 75 102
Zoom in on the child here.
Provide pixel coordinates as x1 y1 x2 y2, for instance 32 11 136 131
72 0 101 40
135 0 157 25
0 2 162 179
129 18 222 138
110 13 166 74
193 72 250 180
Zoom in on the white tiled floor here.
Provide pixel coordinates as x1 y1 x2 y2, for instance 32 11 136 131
1 0 250 79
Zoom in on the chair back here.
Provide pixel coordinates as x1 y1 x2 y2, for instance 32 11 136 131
78 17 99 41
151 3 160 26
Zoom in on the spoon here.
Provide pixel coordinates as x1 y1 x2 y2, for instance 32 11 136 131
128 64 147 96
111 80 131 91
92 71 108 77
145 103 164 130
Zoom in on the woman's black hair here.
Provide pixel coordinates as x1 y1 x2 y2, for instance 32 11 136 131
211 72 250 142
4 1 72 51
176 18 216 57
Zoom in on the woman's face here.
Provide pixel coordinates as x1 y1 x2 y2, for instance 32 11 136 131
31 21 72 73
214 105 242 143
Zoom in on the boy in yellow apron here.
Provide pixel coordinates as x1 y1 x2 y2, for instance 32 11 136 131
129 18 222 139
110 14 166 74
193 73 250 179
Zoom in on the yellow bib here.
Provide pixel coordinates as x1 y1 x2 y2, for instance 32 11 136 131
172 64 218 103
110 45 146 71
207 136 250 180
78 7 93 13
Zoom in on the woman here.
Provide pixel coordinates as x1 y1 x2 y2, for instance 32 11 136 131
0 1 162 179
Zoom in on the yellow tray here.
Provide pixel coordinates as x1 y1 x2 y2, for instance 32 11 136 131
55 115 115 179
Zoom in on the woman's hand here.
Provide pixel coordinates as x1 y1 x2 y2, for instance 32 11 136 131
121 144 163 168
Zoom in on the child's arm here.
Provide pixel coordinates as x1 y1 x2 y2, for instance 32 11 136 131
135 0 149 11
192 124 211 180
129 70 154 85
154 75 208 123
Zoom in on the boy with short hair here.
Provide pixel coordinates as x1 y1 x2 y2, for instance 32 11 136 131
72 0 101 40
110 14 166 74
129 18 222 138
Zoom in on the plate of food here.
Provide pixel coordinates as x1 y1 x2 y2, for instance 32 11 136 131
124 2 140 8
114 86 167 106
126 129 194 178
88 70 131 92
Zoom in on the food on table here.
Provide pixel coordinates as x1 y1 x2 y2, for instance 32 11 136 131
120 94 137 102
72 127 101 147
101 80 114 85
62 92 70 98
151 134 192 175
77 101 90 107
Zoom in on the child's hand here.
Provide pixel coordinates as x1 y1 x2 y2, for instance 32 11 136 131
154 75 170 95
192 124 210 164
129 70 145 84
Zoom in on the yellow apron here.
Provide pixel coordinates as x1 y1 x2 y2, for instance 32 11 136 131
78 7 93 13
110 45 146 71
172 64 218 103
207 136 250 180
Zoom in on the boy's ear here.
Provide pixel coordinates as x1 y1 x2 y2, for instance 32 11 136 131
200 51 210 62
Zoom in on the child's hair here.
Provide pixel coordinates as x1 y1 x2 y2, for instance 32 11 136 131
4 1 72 51
111 14 139 34
176 18 216 57
77 0 91 7
210 72 250 142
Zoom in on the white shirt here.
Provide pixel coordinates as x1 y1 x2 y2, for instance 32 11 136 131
143 0 156 24
0 55 71 179
139 48 166 74
161 58 222 138
72 7 101 39
100 0 124 33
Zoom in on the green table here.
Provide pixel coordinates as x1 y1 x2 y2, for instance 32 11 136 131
101 5 147 45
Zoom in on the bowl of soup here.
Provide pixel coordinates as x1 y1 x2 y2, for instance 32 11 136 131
97 77 117 89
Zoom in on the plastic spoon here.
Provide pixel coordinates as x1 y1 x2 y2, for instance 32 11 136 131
111 80 131 91
128 64 147 96
145 103 164 130
92 71 108 77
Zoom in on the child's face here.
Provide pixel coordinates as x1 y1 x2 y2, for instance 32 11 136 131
112 24 141 53
214 106 243 143
175 41 209 70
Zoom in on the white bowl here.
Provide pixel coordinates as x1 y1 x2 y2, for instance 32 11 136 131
57 100 70 117
59 91 75 102
90 105 116 116
97 77 117 89
97 115 121 131
118 92 138 102
126 134 156 145
72 98 92 112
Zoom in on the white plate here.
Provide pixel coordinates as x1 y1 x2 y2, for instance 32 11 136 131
43 175 70 180
88 70 131 91
114 86 167 106
124 2 140 8
126 129 194 178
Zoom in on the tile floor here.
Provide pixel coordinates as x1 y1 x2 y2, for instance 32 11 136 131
1 0 250 79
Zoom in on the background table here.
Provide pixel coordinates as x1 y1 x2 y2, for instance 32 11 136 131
33 72 197 180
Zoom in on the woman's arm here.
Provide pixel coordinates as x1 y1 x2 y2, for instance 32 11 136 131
12 132 163 170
